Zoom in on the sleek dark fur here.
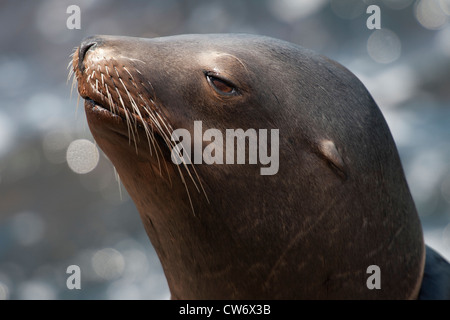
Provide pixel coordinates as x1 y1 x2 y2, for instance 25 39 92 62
73 34 450 299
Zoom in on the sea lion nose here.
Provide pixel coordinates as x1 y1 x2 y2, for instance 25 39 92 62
78 36 100 72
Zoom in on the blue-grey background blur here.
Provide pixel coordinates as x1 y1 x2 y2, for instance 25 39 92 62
0 0 449 299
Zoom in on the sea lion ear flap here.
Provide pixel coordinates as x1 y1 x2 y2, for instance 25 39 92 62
318 139 347 180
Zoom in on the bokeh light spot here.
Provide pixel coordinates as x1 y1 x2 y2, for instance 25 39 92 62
367 29 401 64
415 0 449 30
441 0 450 15
66 139 100 174
92 248 125 280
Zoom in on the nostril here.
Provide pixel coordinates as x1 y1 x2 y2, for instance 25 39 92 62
78 37 98 72
80 42 96 61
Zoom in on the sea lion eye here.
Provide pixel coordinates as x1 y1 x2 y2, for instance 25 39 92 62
205 73 238 95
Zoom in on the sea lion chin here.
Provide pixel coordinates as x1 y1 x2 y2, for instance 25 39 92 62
71 33 439 299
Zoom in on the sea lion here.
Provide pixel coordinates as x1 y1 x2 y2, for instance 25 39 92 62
418 247 450 299
71 33 450 299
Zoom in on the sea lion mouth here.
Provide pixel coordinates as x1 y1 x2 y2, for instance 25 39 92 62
83 96 153 140
83 97 170 161
83 97 136 140
84 97 122 121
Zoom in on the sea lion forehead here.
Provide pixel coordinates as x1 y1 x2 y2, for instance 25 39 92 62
153 33 298 55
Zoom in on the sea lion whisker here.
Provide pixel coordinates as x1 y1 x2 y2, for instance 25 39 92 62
115 86 140 142
114 87 127 111
157 143 172 186
121 81 153 140
113 166 123 201
154 112 174 137
141 103 166 134
70 74 77 99
174 160 196 216
123 66 135 81
146 79 156 93
166 133 205 212
67 58 74 70
139 98 170 136
76 94 80 118
67 61 75 84
104 83 116 115
170 139 207 199
140 105 176 185
148 112 205 200
118 56 146 64
123 107 139 152
119 78 160 170
114 84 137 129
141 105 178 180
144 126 161 170
141 107 205 196
149 111 206 198
67 65 74 82
104 77 138 150
113 65 121 78
123 67 139 89
118 78 141 116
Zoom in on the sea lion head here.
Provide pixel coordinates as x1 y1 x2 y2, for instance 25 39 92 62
72 34 425 299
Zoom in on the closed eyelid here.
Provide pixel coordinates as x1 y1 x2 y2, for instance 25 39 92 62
205 72 239 96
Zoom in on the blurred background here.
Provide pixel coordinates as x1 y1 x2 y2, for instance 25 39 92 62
0 0 449 300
